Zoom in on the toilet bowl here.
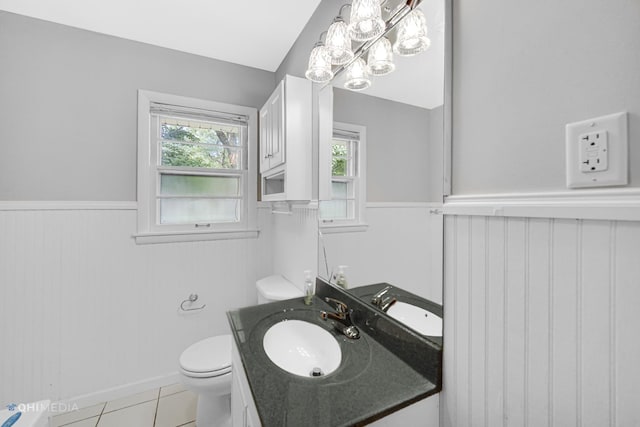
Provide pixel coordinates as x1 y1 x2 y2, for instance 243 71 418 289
179 335 232 427
179 275 303 426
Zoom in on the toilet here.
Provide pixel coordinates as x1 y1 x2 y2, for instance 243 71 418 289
179 275 303 427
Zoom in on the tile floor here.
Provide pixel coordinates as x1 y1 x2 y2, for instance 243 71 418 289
50 384 196 427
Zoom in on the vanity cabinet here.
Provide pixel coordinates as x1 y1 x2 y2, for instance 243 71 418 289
259 74 312 201
231 340 261 427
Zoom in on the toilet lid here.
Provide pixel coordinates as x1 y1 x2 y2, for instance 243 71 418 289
180 335 232 375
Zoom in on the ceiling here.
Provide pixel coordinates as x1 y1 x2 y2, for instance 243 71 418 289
0 0 322 72
0 0 444 109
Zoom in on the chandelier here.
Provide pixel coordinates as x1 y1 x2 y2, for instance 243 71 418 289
305 0 430 91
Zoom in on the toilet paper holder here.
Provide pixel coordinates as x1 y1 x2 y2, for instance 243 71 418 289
180 293 206 312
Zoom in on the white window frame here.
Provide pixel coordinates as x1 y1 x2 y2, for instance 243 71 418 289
319 122 367 233
135 90 257 244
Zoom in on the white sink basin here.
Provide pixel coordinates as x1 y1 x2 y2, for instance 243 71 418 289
386 301 443 337
262 319 342 377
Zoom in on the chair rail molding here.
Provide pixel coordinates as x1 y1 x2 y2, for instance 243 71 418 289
443 188 640 221
0 201 138 211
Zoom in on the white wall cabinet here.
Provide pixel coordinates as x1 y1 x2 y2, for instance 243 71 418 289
231 340 261 427
259 81 284 172
259 74 312 201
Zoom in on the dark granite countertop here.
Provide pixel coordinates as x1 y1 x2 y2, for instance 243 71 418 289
227 280 442 427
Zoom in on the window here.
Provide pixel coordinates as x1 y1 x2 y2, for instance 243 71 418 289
319 122 366 230
136 91 257 243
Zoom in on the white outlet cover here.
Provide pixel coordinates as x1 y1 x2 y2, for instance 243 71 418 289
566 112 628 188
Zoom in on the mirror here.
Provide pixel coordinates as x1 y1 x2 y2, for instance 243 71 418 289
316 0 446 316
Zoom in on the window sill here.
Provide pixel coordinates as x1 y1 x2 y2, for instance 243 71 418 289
319 223 369 234
133 229 259 244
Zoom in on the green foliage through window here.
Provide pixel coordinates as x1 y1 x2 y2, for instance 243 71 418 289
161 123 241 169
332 143 347 176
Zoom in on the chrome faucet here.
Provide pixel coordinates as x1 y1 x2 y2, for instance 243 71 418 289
371 286 397 312
320 297 360 339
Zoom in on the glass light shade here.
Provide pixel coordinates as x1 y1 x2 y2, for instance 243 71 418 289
348 0 385 42
344 58 371 91
325 18 354 65
305 45 334 83
393 9 431 56
367 37 395 76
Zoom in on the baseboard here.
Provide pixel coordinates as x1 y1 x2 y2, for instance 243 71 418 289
56 372 179 409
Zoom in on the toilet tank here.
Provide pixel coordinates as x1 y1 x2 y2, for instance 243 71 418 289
256 275 303 304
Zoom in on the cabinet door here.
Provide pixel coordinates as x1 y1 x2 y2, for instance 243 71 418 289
259 105 271 173
231 371 246 427
232 342 262 427
268 82 285 169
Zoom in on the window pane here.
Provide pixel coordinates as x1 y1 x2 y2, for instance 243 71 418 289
331 181 348 198
161 120 242 146
331 139 357 177
160 174 239 197
161 142 242 169
159 198 239 224
331 143 348 176
320 200 355 220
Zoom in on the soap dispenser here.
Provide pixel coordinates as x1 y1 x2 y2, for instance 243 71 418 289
303 270 315 305
335 265 348 289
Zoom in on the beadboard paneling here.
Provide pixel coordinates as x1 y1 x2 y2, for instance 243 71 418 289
270 205 319 291
442 216 640 427
0 207 272 406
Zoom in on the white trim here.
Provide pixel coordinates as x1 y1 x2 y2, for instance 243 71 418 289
319 122 367 226
366 202 443 209
55 372 179 410
137 90 258 241
443 188 640 221
0 201 138 211
319 223 369 234
133 229 259 244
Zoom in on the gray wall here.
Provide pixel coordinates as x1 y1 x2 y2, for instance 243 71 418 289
334 89 438 202
452 0 640 194
0 11 275 201
429 105 444 199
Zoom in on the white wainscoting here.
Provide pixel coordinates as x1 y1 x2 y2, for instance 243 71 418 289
441 215 640 427
0 204 273 406
319 203 444 307
268 203 320 292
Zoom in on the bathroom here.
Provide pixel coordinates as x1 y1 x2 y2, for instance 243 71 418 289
1 0 639 426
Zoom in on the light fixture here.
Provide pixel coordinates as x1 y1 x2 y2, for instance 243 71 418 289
348 0 385 42
325 12 354 65
393 9 431 56
305 1 430 91
367 36 395 76
305 35 333 83
344 58 371 91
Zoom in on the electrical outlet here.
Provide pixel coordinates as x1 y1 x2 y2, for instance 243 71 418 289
579 130 608 172
566 112 628 188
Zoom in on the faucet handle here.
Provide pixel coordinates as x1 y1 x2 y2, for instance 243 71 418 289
324 297 348 313
371 285 392 307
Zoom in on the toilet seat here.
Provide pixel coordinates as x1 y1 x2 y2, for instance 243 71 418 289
180 335 232 378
